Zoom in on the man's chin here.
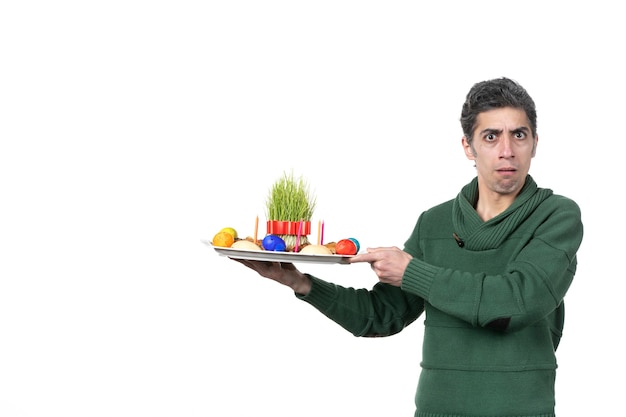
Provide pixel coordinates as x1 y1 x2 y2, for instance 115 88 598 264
495 179 523 195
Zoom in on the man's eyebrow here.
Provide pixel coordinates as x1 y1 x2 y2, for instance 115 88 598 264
511 126 531 134
479 128 502 136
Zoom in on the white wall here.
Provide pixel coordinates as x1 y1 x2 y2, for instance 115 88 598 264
1 1 623 416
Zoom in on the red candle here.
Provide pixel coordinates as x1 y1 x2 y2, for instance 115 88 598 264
295 220 303 252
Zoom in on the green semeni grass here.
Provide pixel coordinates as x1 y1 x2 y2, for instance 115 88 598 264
266 172 316 222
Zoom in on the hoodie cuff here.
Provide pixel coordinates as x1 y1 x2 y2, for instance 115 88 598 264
295 274 338 310
401 258 439 300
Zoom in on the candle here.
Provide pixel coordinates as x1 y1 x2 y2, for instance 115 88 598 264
295 219 303 252
321 220 325 245
254 216 259 244
317 220 321 245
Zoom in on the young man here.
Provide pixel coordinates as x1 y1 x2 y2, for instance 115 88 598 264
234 77 584 417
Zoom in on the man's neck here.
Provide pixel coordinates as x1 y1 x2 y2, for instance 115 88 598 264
475 189 518 221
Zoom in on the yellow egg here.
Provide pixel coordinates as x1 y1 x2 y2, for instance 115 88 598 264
219 227 238 240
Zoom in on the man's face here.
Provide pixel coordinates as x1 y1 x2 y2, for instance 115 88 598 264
462 107 537 197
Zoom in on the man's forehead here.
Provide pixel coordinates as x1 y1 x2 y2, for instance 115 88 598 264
475 107 530 129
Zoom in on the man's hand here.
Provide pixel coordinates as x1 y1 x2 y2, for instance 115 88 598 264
349 246 412 287
232 259 312 295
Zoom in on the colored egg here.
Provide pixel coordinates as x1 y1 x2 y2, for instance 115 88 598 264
348 238 360 252
262 235 287 252
336 238 358 255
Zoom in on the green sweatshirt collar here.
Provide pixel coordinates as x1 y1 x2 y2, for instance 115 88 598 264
452 175 553 250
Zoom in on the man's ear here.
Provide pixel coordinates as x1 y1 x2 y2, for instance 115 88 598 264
531 135 538 157
462 136 476 160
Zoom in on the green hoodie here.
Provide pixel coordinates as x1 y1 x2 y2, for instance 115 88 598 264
298 175 583 417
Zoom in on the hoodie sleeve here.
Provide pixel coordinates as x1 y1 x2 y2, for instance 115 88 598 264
296 276 424 337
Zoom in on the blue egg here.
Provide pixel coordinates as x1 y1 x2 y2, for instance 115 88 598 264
262 235 287 252
348 238 360 252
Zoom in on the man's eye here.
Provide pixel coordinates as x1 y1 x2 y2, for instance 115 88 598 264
515 132 526 139
486 134 496 141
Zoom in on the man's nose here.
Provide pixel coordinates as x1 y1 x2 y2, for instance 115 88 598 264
499 137 514 158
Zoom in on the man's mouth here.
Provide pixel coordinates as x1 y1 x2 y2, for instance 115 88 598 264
496 168 517 174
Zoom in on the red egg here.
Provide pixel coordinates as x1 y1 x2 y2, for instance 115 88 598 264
335 238 358 255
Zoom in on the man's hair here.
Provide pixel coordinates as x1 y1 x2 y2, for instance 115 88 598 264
460 77 537 144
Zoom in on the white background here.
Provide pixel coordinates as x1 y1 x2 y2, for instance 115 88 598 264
1 1 624 416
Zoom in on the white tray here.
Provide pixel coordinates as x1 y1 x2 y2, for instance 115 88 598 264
203 240 352 264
